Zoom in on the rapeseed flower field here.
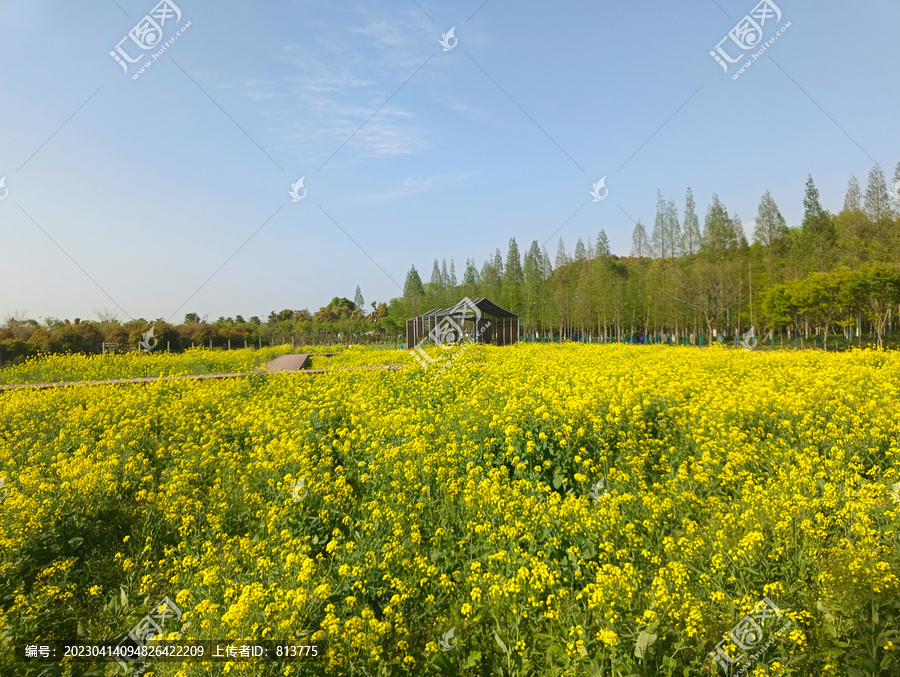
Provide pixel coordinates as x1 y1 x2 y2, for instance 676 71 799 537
0 346 296 386
1 344 898 675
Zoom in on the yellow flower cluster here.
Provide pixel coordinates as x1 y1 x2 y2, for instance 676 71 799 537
1 344 899 675
0 345 298 385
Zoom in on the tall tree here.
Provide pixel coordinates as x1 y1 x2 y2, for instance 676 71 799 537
843 175 862 212
592 232 614 340
462 257 479 297
555 238 570 269
650 193 681 338
404 266 424 297
596 230 611 258
354 286 365 314
754 190 787 249
523 240 546 334
652 190 668 260
504 238 523 286
551 238 576 339
403 266 425 315
575 247 592 337
541 246 553 279
835 176 869 264
631 221 648 258
503 237 524 310
481 255 502 301
666 197 682 259
702 194 737 253
630 221 651 337
574 238 587 262
695 195 744 340
864 165 891 224
734 214 749 250
800 174 835 271
429 259 445 305
493 248 504 279
682 187 701 257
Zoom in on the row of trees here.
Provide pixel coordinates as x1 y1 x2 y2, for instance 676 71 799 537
394 163 900 348
764 267 900 350
4 164 899 363
0 289 400 365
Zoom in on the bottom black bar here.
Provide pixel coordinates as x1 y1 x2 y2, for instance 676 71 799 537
16 640 325 662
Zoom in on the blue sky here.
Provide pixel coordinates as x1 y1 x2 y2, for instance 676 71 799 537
1 0 898 323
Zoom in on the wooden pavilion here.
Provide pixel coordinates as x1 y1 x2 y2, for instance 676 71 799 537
406 297 519 348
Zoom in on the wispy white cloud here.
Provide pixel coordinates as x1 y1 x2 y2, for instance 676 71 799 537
353 123 429 156
274 24 434 158
433 93 491 122
350 20 415 49
353 172 475 202
224 6 471 163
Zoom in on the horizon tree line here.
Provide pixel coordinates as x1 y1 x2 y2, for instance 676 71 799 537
3 163 900 361
394 163 900 348
0 286 400 364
